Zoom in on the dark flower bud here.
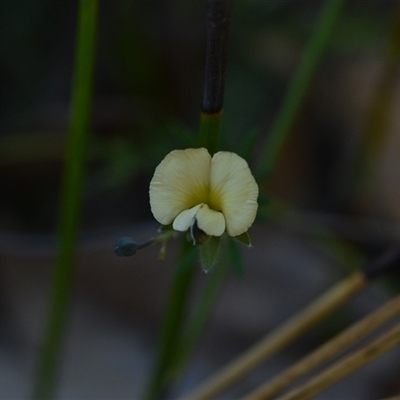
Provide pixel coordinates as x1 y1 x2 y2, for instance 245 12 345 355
114 237 139 257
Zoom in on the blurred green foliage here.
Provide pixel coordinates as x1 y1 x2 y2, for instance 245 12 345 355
0 0 397 233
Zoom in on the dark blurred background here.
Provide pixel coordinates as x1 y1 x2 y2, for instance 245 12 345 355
1 1 400 399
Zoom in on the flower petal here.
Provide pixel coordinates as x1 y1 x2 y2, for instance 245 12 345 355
196 204 225 237
149 148 211 225
173 204 202 232
210 151 258 236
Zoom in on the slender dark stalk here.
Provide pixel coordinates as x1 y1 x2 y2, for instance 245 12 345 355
202 0 231 113
199 0 232 154
32 1 98 399
171 0 233 382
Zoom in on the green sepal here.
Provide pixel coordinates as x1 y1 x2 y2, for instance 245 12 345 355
234 231 252 247
198 236 221 272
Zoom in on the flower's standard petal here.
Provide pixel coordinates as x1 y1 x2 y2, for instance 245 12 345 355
210 151 258 237
196 204 225 237
149 148 211 225
173 204 202 232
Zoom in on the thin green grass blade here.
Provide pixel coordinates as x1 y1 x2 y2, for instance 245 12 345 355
258 0 346 176
32 1 98 399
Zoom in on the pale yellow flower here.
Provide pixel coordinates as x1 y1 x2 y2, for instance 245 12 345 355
149 148 258 238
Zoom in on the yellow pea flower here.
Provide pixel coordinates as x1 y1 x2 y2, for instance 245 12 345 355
149 148 258 239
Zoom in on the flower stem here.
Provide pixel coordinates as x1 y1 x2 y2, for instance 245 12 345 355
31 1 98 399
257 0 346 177
199 110 222 156
146 2 232 398
144 240 197 400
168 246 231 382
173 0 232 383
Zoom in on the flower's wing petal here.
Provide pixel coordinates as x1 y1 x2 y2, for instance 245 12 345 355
149 148 211 225
173 204 202 232
210 152 258 237
196 204 225 237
